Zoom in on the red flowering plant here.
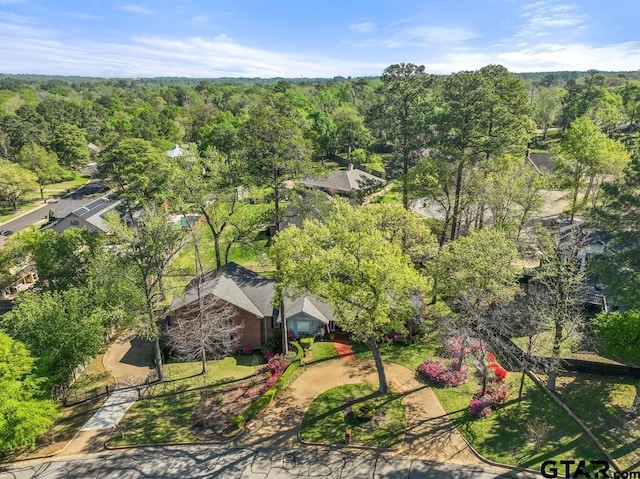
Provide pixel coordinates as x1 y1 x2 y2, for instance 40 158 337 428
469 350 509 418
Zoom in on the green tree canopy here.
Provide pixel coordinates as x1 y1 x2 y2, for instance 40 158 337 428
0 160 38 211
2 288 113 387
591 156 640 309
555 115 631 219
433 228 520 304
50 123 89 169
272 199 426 393
100 137 170 208
17 143 65 200
0 331 57 455
239 96 313 231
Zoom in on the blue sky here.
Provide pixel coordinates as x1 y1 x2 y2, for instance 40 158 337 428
0 0 639 78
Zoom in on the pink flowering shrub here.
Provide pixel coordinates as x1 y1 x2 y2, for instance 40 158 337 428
240 345 254 355
443 337 485 358
469 383 509 418
418 357 467 387
258 354 290 395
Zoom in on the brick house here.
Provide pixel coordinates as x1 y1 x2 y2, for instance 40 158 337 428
168 262 336 350
169 262 277 349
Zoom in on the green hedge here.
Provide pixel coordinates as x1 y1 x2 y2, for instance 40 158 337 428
233 341 304 428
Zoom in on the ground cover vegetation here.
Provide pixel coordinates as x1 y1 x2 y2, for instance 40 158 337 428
0 67 638 463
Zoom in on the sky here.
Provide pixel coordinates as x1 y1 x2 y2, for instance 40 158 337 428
0 0 639 78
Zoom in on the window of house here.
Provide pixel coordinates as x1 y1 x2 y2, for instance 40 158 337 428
70 220 80 226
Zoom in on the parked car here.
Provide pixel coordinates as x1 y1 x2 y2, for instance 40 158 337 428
0 230 13 236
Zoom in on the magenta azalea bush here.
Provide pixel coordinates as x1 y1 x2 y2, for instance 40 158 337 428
259 354 290 395
469 382 509 418
418 357 467 387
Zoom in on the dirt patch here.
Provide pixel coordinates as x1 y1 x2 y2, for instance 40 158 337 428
190 373 269 438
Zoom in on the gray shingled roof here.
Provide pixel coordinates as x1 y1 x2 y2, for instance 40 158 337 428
282 295 334 324
171 262 275 317
50 199 95 220
300 168 383 193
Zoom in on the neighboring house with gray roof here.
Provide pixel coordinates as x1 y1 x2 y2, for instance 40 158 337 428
52 195 121 234
299 164 384 197
168 262 336 349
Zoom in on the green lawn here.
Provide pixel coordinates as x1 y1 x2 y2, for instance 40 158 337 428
435 373 602 469
308 341 339 362
0 174 91 224
300 383 405 448
353 339 603 469
108 355 263 446
65 351 116 403
512 332 623 365
553 374 640 469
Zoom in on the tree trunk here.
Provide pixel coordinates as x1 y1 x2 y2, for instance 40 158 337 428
280 295 288 356
154 338 164 382
450 160 465 241
213 233 222 268
632 379 640 415
367 337 388 394
547 318 563 391
40 187 45 201
547 369 557 392
201 345 207 375
456 337 468 371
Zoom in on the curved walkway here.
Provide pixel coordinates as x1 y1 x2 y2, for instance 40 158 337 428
236 358 484 466
61 332 155 456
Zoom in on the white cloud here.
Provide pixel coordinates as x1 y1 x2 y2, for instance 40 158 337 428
518 2 586 37
0 27 386 77
349 23 479 48
349 22 376 34
422 41 640 74
119 4 153 15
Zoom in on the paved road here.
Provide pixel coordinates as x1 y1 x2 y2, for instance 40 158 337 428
0 444 535 478
0 175 107 233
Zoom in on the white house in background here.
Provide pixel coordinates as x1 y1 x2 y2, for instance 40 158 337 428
166 144 184 158
52 195 121 234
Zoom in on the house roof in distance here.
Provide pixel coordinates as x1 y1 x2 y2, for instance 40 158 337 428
71 195 121 231
166 144 184 158
172 262 275 317
300 166 383 193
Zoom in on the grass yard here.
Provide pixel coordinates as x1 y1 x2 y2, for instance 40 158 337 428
108 355 263 446
353 339 605 469
553 374 640 469
300 383 405 448
435 373 602 470
0 174 92 224
512 332 623 365
64 351 116 404
308 340 339 363
352 332 440 371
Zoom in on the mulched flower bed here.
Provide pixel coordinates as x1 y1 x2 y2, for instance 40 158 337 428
190 372 268 438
